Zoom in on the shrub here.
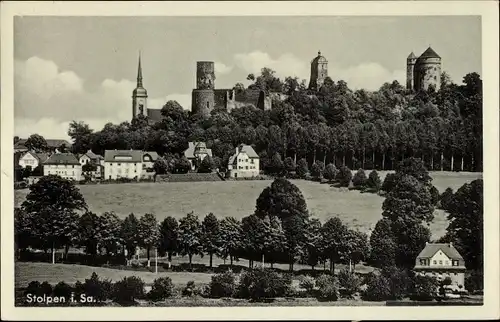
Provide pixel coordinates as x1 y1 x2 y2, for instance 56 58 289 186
315 274 339 301
352 169 367 189
429 185 440 206
113 276 145 305
296 159 309 179
366 170 382 191
465 270 484 293
237 268 292 301
336 166 352 187
53 281 73 300
148 277 174 301
298 275 316 295
40 281 53 296
362 273 392 301
84 272 113 302
182 281 196 297
439 187 454 210
337 268 361 299
323 163 338 181
410 275 439 301
381 173 397 193
209 271 236 298
74 281 85 297
24 281 42 297
311 161 325 180
381 266 412 300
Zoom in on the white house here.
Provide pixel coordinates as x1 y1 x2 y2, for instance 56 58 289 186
79 150 104 179
104 150 144 180
414 242 467 291
184 142 212 170
227 144 260 178
18 151 49 169
43 152 82 181
141 151 159 179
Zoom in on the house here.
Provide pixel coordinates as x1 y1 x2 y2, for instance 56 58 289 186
18 151 49 170
43 152 82 181
104 150 144 180
227 144 260 178
79 150 104 179
141 151 159 179
14 138 72 153
183 142 212 170
414 242 467 291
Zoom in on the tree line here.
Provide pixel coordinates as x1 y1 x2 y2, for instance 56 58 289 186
59 69 482 173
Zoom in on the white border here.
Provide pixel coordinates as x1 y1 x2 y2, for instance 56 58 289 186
1 1 499 320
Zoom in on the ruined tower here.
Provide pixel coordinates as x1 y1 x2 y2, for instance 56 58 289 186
413 46 442 92
132 53 148 118
309 51 328 91
406 52 417 90
191 61 216 118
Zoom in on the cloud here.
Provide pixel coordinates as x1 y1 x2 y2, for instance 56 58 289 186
333 62 406 91
214 61 233 75
149 93 192 111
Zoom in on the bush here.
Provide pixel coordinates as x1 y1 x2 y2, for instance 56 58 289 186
298 275 316 295
311 161 325 180
323 163 338 181
336 166 352 187
148 277 174 301
381 173 397 193
362 273 392 301
84 272 113 302
465 270 483 293
315 274 339 301
182 281 196 297
24 281 42 297
53 281 73 300
366 170 382 191
237 268 292 301
439 187 454 210
337 268 361 299
113 276 145 305
209 271 236 298
352 169 367 189
429 185 440 206
296 159 309 179
410 275 439 301
40 281 53 296
74 281 85 297
382 266 412 300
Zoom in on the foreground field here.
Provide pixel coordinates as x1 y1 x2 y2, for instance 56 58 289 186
14 171 481 239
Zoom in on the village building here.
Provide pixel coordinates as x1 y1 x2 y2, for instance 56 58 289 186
104 150 144 180
18 151 49 169
78 150 105 180
414 242 467 291
227 144 260 178
14 138 72 153
141 151 159 179
183 142 212 171
43 152 82 181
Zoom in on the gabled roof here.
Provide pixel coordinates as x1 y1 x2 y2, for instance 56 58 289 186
407 52 416 59
20 151 49 163
80 150 103 161
44 153 80 165
15 138 72 149
419 47 441 59
416 243 464 260
104 150 143 163
143 151 159 161
228 144 259 165
184 142 212 159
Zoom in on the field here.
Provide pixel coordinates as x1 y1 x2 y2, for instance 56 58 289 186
14 171 482 240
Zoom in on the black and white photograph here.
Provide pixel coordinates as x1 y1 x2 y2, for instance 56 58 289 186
1 1 499 320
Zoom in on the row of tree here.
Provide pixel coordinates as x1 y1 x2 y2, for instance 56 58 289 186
60 70 482 173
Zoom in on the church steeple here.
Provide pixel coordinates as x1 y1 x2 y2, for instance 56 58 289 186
132 51 148 119
137 52 143 88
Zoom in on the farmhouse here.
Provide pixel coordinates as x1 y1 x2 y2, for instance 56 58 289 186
43 152 82 181
227 144 260 178
104 150 143 180
79 150 104 180
184 142 212 171
18 151 49 169
414 242 466 291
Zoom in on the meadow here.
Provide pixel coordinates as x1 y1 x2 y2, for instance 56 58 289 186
14 171 482 240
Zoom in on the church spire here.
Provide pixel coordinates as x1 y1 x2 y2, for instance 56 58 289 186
137 52 143 88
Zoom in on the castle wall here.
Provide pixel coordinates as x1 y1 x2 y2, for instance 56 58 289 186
192 89 215 117
414 57 441 91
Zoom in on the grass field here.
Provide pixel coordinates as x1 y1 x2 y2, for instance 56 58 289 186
14 171 482 240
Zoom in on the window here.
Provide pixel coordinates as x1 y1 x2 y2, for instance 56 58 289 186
118 163 121 166
454 273 457 276
439 260 443 265
433 260 437 264
245 166 248 170
250 159 254 164
420 259 426 266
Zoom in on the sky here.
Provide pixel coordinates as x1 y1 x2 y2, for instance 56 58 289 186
14 16 481 140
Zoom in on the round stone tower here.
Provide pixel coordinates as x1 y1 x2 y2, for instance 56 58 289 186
192 61 216 117
414 47 442 92
308 51 328 91
406 52 417 91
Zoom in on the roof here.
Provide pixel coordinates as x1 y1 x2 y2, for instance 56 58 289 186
133 87 148 96
419 47 441 59
147 108 163 121
312 51 327 64
416 243 464 260
15 138 72 149
104 150 144 163
44 153 80 165
184 142 212 159
80 150 103 161
407 52 416 59
21 151 49 163
143 151 159 161
228 144 259 165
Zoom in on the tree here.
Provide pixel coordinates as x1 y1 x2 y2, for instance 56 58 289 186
321 217 348 273
445 179 483 270
99 212 124 256
121 213 140 264
439 187 454 211
77 211 101 256
198 155 215 173
138 213 160 267
68 121 94 154
282 215 307 271
21 175 87 263
336 166 352 187
269 152 284 175
174 157 192 174
217 217 242 267
381 173 397 193
25 134 48 152
283 157 296 175
201 213 220 269
296 158 309 178
153 158 169 175
266 216 287 268
158 217 179 265
369 218 397 268
337 268 362 299
310 160 325 180
352 169 367 189
323 163 338 182
342 229 369 270
303 218 323 270
366 170 382 192
178 212 203 270
410 275 439 301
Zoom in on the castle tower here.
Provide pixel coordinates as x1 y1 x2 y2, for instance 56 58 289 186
308 51 328 91
406 52 417 91
191 61 216 118
413 46 442 92
132 53 148 118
